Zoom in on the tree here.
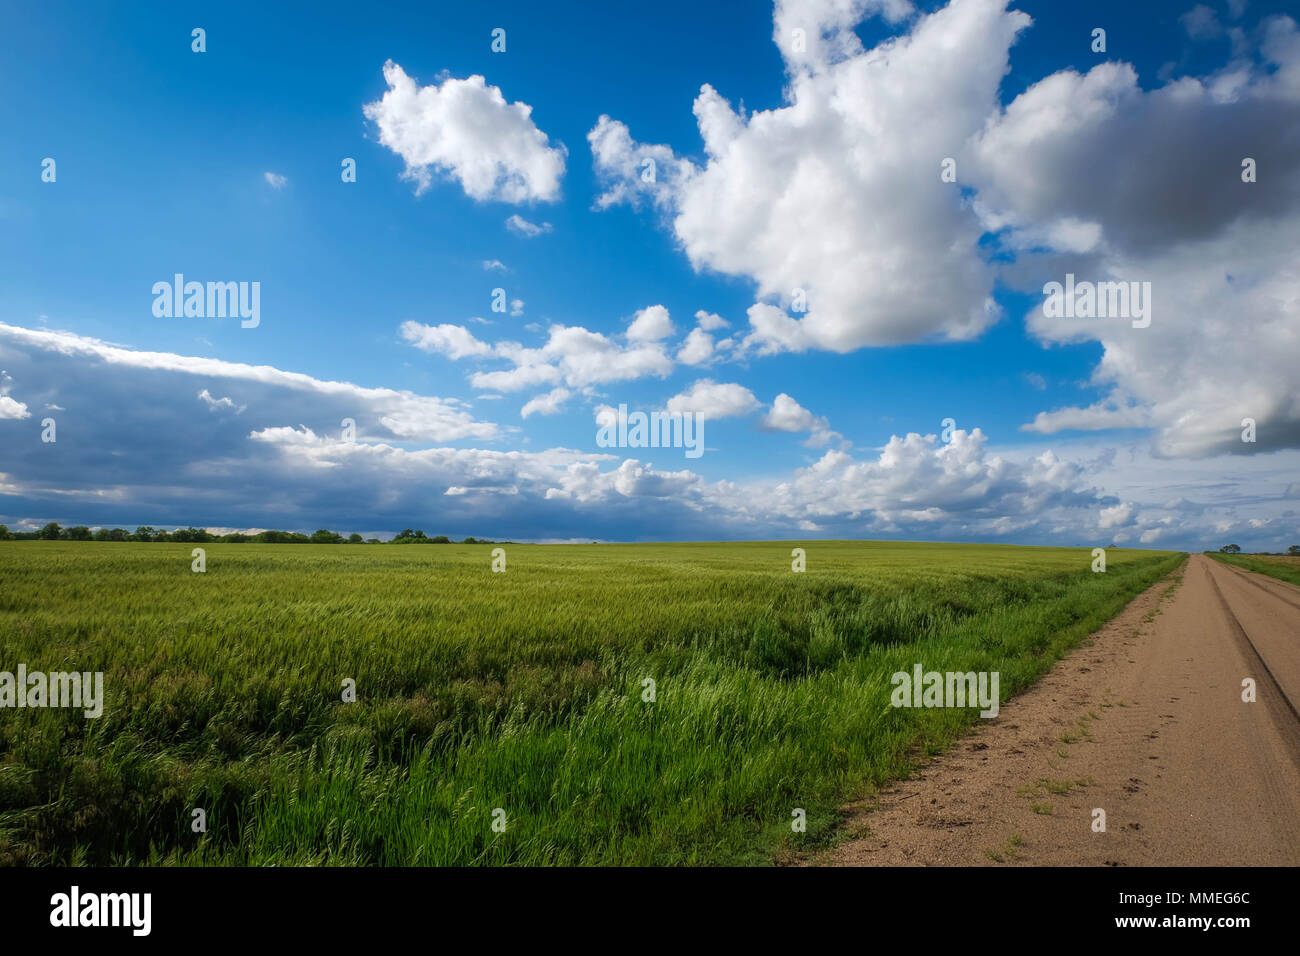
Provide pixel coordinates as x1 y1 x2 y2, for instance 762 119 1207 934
38 522 62 540
0 525 10 540
310 529 344 544
1220 544 1242 554
63 526 93 541
347 533 364 544
1288 545 1300 556
253 530 309 544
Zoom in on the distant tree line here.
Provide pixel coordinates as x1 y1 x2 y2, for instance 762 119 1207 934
0 523 502 545
1216 544 1300 556
389 529 498 544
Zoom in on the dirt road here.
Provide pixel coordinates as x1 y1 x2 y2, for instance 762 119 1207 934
816 554 1300 866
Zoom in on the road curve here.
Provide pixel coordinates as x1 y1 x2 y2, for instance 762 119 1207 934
817 554 1300 866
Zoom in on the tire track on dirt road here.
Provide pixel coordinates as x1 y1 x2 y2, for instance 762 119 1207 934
1201 559 1300 734
813 555 1300 866
1213 559 1300 615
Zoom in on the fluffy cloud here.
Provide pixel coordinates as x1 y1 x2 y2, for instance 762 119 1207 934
694 310 729 332
980 16 1300 456
364 61 566 202
0 397 29 420
747 429 1101 533
665 380 761 421
676 328 716 366
589 0 1300 462
0 371 29 420
761 393 840 446
401 315 676 392
761 393 820 432
1020 215 1300 456
1099 501 1135 529
400 321 495 360
625 305 674 342
545 458 703 503
675 310 736 366
521 387 571 418
590 0 1025 352
740 303 813 355
483 325 673 392
772 0 915 73
587 116 696 210
969 33 1300 256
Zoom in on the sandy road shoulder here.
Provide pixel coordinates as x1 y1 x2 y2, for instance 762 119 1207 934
811 555 1300 867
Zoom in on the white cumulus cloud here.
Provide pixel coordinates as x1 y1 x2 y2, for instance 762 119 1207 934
364 61 566 202
590 0 1025 352
665 380 761 421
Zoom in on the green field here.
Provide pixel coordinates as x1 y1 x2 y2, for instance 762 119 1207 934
1207 551 1300 587
0 540 1183 866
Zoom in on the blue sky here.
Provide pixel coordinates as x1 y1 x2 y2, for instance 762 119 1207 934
2 0 1298 548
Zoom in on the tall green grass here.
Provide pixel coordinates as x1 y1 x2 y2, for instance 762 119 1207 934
1206 551 1300 587
0 540 1183 865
